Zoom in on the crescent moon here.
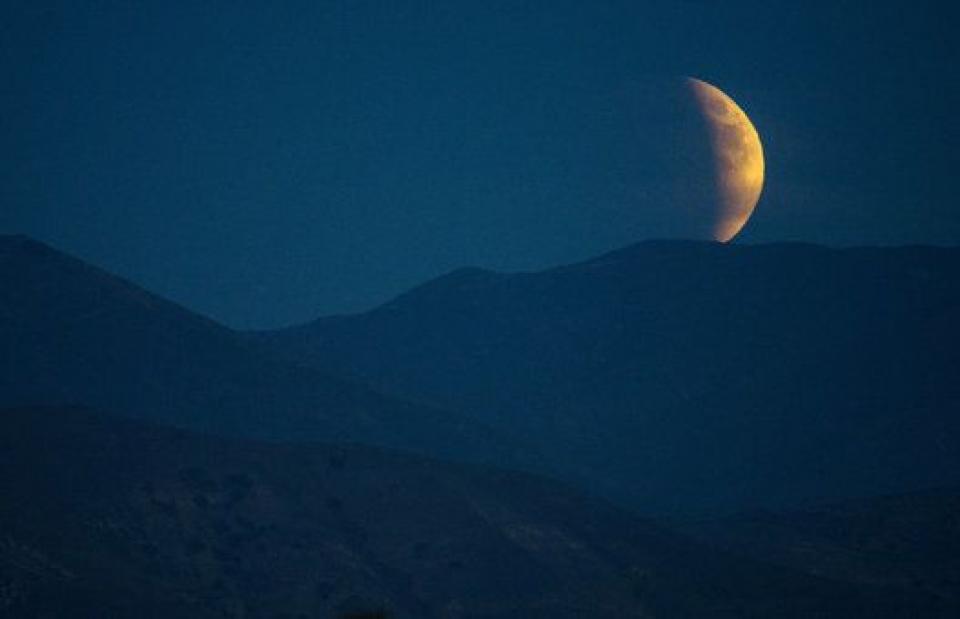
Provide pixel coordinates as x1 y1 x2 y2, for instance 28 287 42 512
686 78 765 242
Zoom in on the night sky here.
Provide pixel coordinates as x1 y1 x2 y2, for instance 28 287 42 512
2 1 957 328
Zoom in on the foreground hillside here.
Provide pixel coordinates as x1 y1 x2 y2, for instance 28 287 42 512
682 488 960 607
257 241 960 514
0 407 938 618
0 235 518 467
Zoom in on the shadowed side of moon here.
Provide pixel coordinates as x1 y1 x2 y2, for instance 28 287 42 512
686 78 765 242
614 77 764 242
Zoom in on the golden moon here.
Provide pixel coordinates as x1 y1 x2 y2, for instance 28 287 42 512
686 78 765 242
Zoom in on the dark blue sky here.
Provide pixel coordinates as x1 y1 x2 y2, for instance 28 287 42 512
2 1 957 327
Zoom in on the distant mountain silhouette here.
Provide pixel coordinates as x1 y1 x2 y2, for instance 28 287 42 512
0 235 518 466
0 406 944 618
256 241 960 514
682 487 960 608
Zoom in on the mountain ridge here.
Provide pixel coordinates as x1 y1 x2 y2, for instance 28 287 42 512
0 234 524 469
254 238 960 515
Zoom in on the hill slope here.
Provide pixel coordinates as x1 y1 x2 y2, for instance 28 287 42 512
0 235 516 466
0 406 943 618
682 488 960 607
256 241 960 514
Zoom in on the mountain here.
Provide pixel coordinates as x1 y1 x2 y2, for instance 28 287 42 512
681 488 960 608
0 406 944 618
255 241 960 515
0 235 517 466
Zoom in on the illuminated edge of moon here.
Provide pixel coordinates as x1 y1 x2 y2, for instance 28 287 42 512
686 77 765 242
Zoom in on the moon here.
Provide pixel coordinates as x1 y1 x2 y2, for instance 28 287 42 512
685 78 765 242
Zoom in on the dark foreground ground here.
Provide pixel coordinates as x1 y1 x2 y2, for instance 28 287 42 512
2 407 952 619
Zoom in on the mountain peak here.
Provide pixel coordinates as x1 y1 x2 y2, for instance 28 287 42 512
260 240 960 514
382 266 505 310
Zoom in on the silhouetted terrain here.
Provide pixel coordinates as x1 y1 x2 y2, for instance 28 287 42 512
0 407 946 618
257 241 960 514
0 235 519 467
682 488 960 606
